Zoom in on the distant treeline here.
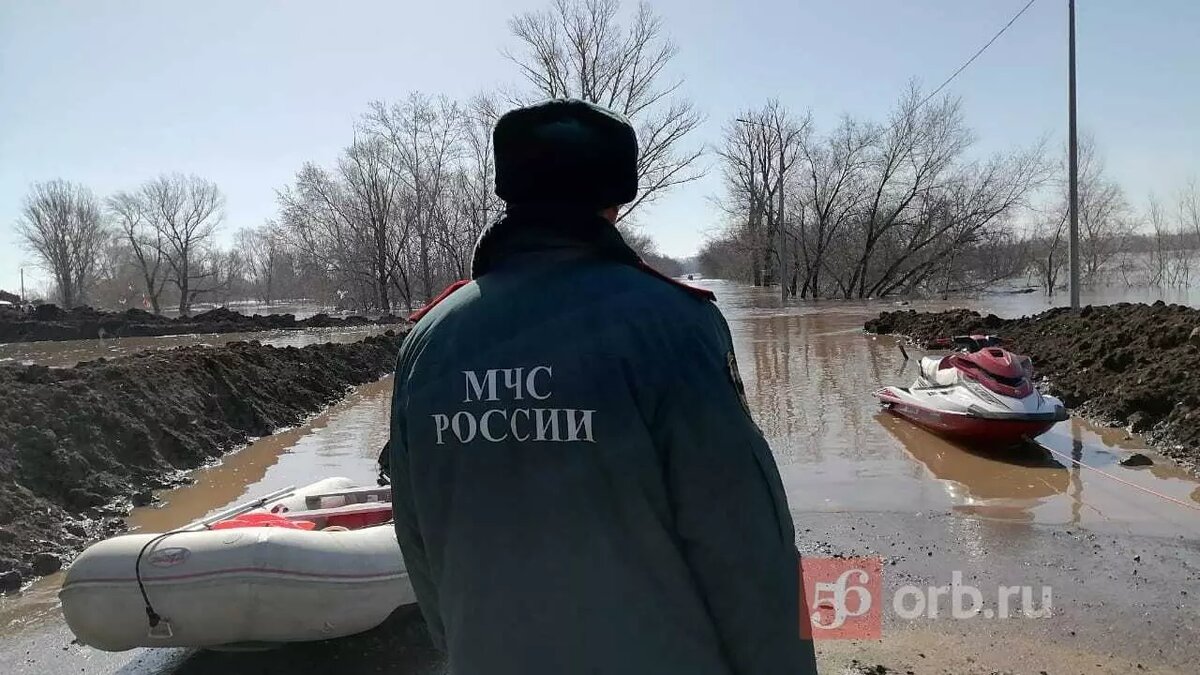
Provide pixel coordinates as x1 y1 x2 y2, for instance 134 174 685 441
13 0 699 314
696 89 1199 299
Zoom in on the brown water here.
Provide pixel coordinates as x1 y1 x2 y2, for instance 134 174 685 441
0 325 397 368
711 279 1200 533
2 280 1200 673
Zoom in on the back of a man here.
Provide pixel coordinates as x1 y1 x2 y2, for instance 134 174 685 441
390 99 816 674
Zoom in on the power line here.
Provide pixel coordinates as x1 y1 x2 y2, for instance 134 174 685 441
911 0 1040 116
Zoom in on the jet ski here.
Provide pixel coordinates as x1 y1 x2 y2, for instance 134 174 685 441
874 335 1068 446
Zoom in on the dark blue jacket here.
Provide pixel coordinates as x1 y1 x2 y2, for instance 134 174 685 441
390 209 815 674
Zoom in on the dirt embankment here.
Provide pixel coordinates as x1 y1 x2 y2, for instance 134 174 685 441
0 305 406 343
0 332 406 590
866 302 1200 471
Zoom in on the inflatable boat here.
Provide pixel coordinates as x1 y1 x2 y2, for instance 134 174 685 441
60 477 416 651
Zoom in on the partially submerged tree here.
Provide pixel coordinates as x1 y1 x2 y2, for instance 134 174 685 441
716 100 808 288
16 180 107 308
708 87 1050 298
792 116 872 297
505 0 703 219
1073 136 1134 282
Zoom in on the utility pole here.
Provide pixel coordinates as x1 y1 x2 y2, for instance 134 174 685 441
1068 0 1081 309
20 267 25 303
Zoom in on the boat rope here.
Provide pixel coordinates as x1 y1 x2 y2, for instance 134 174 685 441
135 531 179 631
132 485 297 635
1040 445 1200 513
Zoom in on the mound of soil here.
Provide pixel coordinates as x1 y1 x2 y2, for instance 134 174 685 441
866 302 1200 471
0 304 405 343
0 332 405 587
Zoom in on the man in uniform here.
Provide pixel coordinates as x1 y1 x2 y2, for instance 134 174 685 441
390 99 817 674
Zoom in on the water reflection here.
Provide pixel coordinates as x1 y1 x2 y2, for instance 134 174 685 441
877 412 1070 508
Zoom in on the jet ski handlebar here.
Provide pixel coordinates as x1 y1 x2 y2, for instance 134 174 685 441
923 334 1003 352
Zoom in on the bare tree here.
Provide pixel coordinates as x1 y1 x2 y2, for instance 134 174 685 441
1028 206 1068 295
107 191 170 313
363 94 471 303
862 145 1048 298
506 0 703 219
90 234 146 308
716 101 807 288
1074 136 1134 282
279 137 406 311
710 87 1048 299
793 116 871 297
135 174 224 315
1180 179 1200 244
843 89 974 298
237 223 289 305
16 180 107 307
277 89 689 311
444 95 505 277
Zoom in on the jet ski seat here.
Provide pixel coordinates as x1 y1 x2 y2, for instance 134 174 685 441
918 356 959 386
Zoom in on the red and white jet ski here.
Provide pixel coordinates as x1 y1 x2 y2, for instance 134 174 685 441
874 335 1068 446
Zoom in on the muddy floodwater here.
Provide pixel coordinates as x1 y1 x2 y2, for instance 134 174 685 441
0 324 398 368
2 280 1199 674
726 285 1200 535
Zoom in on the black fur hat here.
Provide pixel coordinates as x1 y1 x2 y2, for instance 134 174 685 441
493 99 638 208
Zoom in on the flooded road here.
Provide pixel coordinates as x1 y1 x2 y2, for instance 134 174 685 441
2 279 1198 673
0 325 398 368
719 280 1200 534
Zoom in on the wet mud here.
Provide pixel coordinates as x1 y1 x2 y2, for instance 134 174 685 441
0 332 405 588
0 305 405 344
866 302 1200 472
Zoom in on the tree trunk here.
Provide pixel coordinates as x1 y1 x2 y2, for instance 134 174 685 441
377 271 391 313
177 262 191 316
141 271 162 314
58 273 75 308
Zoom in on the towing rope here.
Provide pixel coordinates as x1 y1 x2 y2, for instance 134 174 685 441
1040 444 1200 512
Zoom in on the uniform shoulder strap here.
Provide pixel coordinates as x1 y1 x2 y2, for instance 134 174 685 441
634 262 716 302
407 279 471 322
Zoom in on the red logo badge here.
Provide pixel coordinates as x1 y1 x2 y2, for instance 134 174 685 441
801 557 882 639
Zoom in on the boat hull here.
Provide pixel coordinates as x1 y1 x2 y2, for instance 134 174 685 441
881 400 1058 445
875 388 1065 446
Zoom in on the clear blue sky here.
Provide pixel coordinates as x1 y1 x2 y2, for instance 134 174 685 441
2 0 1197 295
